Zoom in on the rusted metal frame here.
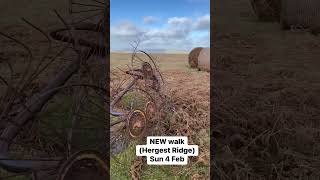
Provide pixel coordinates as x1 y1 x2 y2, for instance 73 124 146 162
110 76 139 119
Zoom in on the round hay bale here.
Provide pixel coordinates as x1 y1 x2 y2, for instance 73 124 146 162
250 0 281 22
197 48 210 72
188 47 203 68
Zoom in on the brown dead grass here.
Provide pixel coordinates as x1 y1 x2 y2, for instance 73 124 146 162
162 70 210 168
213 0 320 177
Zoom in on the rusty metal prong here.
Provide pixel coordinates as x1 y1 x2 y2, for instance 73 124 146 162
110 118 126 126
110 77 138 107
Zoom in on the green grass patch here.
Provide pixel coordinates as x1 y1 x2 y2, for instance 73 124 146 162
110 143 136 179
111 115 119 122
119 91 147 110
111 141 209 179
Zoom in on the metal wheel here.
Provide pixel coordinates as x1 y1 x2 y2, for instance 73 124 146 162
145 101 157 120
126 110 147 139
56 150 108 180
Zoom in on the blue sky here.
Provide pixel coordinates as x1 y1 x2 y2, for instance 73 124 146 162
110 0 210 53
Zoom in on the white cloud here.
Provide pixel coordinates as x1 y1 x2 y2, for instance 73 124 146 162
110 21 145 51
194 14 210 31
143 16 158 24
111 21 143 38
111 15 210 52
143 17 192 40
168 17 192 27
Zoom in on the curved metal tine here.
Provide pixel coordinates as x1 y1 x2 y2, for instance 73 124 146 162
0 32 33 93
87 0 105 5
69 0 105 24
0 57 14 84
0 32 35 129
71 1 105 8
29 43 70 85
111 74 129 96
20 18 52 83
66 89 105 150
132 54 146 67
70 8 103 14
110 76 138 108
69 0 106 5
116 75 129 91
110 117 126 127
54 10 76 50
130 41 139 67
129 41 147 68
86 93 105 106
110 83 120 97
86 98 105 113
110 110 125 117
69 0 104 18
110 71 121 92
68 13 106 59
91 27 106 58
74 111 103 123
117 67 128 85
70 11 103 25
67 87 84 157
67 46 97 155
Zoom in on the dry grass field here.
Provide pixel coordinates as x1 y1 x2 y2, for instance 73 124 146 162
213 0 320 179
110 52 210 179
2 0 320 179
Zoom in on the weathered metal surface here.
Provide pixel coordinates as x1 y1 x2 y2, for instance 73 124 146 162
126 110 147 138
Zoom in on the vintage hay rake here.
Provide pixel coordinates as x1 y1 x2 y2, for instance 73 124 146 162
110 50 163 138
0 0 162 179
